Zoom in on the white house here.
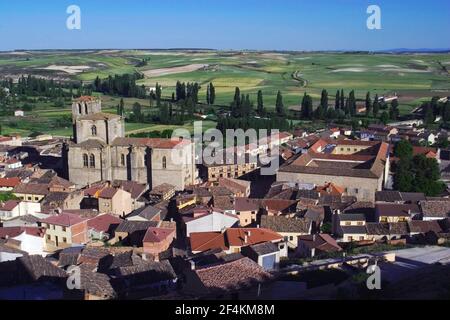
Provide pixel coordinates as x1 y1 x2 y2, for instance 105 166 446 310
184 211 239 237
3 159 22 170
0 201 42 222
12 228 46 256
14 110 24 117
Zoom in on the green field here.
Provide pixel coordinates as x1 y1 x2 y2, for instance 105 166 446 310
1 50 449 137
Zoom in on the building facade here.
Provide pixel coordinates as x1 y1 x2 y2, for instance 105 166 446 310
65 97 196 190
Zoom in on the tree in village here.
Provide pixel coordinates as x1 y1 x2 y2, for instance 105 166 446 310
365 92 372 117
320 89 328 111
335 90 340 110
301 93 313 119
373 94 380 117
389 99 400 120
393 139 445 196
257 90 265 116
275 91 285 117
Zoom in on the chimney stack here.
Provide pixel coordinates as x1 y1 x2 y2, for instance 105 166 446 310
190 260 196 271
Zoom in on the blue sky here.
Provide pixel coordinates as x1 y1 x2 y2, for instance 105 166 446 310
0 0 449 51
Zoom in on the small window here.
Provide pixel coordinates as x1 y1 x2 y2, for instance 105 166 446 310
83 154 89 168
91 125 97 136
90 154 96 168
63 237 67 243
62 226 67 232
27 196 32 201
121 154 126 166
47 235 51 240
162 156 167 169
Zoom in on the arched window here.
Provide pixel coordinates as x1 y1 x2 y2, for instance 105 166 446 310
89 154 96 168
83 154 88 168
121 154 126 166
91 125 97 136
85 103 88 114
162 156 167 169
78 103 82 114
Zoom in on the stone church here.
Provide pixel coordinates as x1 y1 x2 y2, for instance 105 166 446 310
63 96 196 190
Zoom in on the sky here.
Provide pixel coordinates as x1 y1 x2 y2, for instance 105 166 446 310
0 0 449 51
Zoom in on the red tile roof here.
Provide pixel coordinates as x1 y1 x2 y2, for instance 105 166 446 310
0 200 20 211
190 227 282 253
143 227 175 243
87 214 122 233
0 227 44 238
194 257 271 293
99 187 118 199
0 177 21 188
41 213 88 227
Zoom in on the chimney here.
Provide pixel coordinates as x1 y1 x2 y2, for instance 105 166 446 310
190 260 196 270
312 234 316 242
244 235 248 244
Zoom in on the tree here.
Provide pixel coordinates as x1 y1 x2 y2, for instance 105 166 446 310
348 90 356 116
424 103 435 125
340 89 345 109
365 92 372 117
301 93 313 119
209 82 215 105
132 102 143 122
335 90 340 110
275 91 285 117
257 90 265 116
394 140 413 159
118 98 125 116
393 140 445 196
389 99 399 120
373 94 380 117
380 111 389 124
320 89 328 111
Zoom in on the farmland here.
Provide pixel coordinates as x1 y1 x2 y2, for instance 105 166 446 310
0 49 449 137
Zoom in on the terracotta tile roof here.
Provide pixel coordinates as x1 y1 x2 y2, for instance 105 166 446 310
0 226 44 238
408 220 444 234
316 183 345 196
0 255 66 287
376 203 420 217
112 137 190 149
13 183 49 195
115 220 157 234
190 232 228 252
298 234 342 252
226 228 282 247
112 180 147 199
0 177 21 188
99 187 118 199
149 183 175 196
260 215 311 233
419 200 450 218
41 213 88 227
234 197 260 212
0 200 20 211
193 257 271 293
262 199 298 213
143 227 175 243
87 214 122 233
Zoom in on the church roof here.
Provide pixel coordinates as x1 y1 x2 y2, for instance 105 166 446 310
76 139 107 148
78 112 120 121
112 137 190 149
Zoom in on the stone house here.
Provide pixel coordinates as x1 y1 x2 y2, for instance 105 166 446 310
40 213 88 251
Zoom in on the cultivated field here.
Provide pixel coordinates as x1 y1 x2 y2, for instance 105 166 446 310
1 50 449 137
